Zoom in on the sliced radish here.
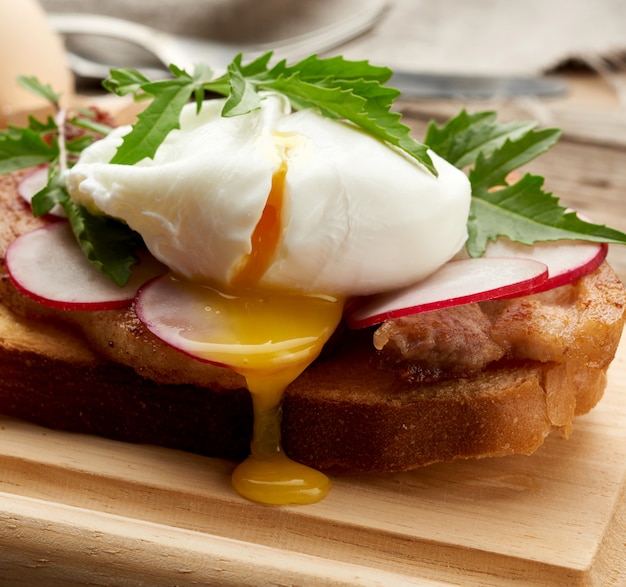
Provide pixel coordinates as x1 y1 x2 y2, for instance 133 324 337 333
136 274 344 368
6 221 166 310
482 238 608 293
18 166 66 218
136 275 254 367
346 257 548 329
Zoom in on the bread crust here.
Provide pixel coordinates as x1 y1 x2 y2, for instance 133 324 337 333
0 170 625 471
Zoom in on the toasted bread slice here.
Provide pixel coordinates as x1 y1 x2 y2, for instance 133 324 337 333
0 170 625 471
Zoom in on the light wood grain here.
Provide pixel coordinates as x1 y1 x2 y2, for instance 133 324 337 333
1 337 625 586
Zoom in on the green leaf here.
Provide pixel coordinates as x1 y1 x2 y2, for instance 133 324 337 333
264 72 435 174
424 110 537 168
70 115 114 137
102 68 152 97
109 79 195 165
105 65 216 165
267 54 393 85
202 53 434 171
66 134 98 154
0 126 57 173
189 63 215 110
470 127 561 194
26 115 58 134
221 55 263 117
467 173 626 256
17 75 61 105
31 169 67 216
428 109 626 256
58 193 141 287
64 201 143 286
31 171 141 285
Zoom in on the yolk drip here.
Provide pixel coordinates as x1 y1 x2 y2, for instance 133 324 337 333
230 294 342 505
172 159 344 505
170 282 344 504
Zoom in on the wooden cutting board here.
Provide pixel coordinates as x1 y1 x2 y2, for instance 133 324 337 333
1 339 625 587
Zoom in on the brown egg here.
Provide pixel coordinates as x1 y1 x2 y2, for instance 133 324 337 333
0 0 74 126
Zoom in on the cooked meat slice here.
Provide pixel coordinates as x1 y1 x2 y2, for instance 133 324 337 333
372 304 505 383
482 262 625 368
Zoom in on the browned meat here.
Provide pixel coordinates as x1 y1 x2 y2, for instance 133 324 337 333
373 262 626 383
372 304 505 383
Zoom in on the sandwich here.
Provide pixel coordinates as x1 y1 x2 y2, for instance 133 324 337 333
1 54 625 505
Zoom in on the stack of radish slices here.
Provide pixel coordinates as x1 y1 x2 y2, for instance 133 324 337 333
8 166 608 334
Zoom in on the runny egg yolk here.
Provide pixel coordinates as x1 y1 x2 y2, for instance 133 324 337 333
231 160 287 288
170 157 344 505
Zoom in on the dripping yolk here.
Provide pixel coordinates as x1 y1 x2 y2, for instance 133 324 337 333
166 157 344 505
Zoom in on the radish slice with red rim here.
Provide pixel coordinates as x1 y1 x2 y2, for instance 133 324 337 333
135 275 236 367
136 274 344 367
6 221 166 310
17 166 66 218
346 257 549 329
482 238 608 293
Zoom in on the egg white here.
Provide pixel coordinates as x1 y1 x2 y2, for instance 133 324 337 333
68 94 471 295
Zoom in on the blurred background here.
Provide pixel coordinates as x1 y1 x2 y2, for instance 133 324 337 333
38 0 626 77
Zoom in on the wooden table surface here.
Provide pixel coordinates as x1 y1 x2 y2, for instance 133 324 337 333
1 70 626 586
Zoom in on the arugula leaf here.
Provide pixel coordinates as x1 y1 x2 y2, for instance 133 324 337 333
30 168 66 216
25 114 58 135
221 55 263 117
266 73 434 172
70 114 115 137
426 110 626 256
107 66 215 165
0 126 58 173
467 174 626 256
17 76 61 106
469 127 561 193
64 201 142 286
0 81 135 283
424 110 536 169
102 68 152 98
267 54 392 85
104 53 436 174
109 79 194 165
31 170 141 286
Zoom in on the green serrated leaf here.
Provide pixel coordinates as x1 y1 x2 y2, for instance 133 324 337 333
70 115 114 137
63 199 142 286
109 80 195 165
264 73 435 174
268 54 393 85
202 52 273 98
31 169 67 216
17 76 61 105
221 56 263 117
0 126 58 173
66 134 98 154
102 68 152 97
26 115 58 134
191 62 215 111
470 127 561 194
467 173 626 256
425 110 537 169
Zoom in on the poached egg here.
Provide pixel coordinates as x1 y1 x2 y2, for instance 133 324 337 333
67 94 471 504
